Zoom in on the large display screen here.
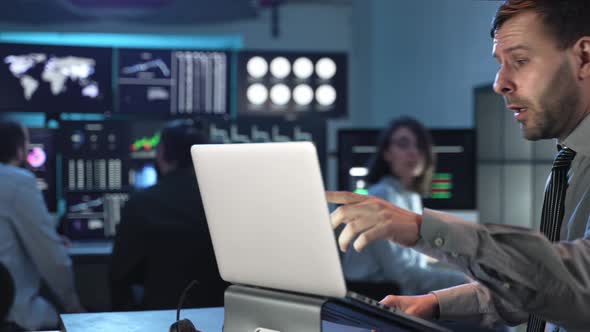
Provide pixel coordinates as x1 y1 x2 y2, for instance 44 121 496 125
118 48 230 116
0 43 113 113
59 121 130 240
237 51 347 118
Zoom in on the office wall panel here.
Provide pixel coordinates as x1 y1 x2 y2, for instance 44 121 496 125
477 164 502 224
502 165 533 228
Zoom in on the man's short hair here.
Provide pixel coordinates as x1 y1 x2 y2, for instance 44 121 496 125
0 121 26 164
491 0 590 50
160 119 209 169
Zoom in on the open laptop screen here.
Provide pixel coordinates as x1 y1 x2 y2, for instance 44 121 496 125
191 142 347 298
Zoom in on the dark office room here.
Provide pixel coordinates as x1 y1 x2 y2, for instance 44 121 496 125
1 1 589 332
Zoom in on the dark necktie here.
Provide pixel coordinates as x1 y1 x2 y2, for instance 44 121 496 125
526 146 576 332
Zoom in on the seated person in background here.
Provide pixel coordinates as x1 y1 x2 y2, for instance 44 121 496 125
110 119 227 311
0 121 83 330
341 116 467 295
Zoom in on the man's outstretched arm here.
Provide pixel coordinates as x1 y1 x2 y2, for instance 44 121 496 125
327 191 590 329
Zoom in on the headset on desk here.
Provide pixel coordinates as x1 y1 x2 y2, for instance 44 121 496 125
169 280 280 332
169 280 202 332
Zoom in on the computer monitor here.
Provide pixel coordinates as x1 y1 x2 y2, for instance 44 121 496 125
237 51 347 118
117 48 230 116
128 120 166 189
338 129 476 210
206 116 327 173
26 127 57 212
426 130 476 210
59 121 130 191
59 120 131 240
0 42 113 113
62 191 129 239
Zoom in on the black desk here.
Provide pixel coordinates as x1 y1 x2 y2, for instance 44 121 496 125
67 241 113 311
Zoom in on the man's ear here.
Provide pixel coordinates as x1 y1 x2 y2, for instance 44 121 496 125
574 37 590 79
17 145 26 163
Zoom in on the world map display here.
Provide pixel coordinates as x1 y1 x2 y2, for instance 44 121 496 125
4 53 100 101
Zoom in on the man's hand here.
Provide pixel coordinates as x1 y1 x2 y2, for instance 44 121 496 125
326 191 422 252
380 293 440 320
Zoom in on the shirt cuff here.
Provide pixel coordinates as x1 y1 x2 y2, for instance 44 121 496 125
416 209 481 259
431 283 482 321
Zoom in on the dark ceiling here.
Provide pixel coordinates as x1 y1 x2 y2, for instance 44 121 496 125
0 0 261 25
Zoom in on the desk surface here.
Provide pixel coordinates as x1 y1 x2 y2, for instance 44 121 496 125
67 241 113 256
61 307 224 332
60 308 371 332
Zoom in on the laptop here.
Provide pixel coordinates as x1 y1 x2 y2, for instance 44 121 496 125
191 142 449 331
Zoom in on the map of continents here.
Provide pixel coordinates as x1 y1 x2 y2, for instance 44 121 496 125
4 53 99 100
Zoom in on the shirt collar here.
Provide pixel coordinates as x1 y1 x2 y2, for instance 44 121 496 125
381 175 405 192
559 114 590 157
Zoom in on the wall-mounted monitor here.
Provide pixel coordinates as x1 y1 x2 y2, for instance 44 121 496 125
117 48 230 116
62 191 129 240
0 43 113 113
338 129 476 210
59 120 131 240
207 116 327 173
127 120 166 189
26 127 58 212
237 51 347 118
59 121 130 192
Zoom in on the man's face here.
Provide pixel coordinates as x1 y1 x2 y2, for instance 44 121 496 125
493 11 581 141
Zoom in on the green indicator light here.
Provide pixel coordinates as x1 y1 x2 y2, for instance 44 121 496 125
431 192 452 199
433 173 452 180
132 132 160 151
432 183 452 190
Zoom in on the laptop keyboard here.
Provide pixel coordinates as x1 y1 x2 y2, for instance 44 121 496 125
346 291 398 315
327 292 451 331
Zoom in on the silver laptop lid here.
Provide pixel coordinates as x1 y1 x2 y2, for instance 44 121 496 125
191 142 347 298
